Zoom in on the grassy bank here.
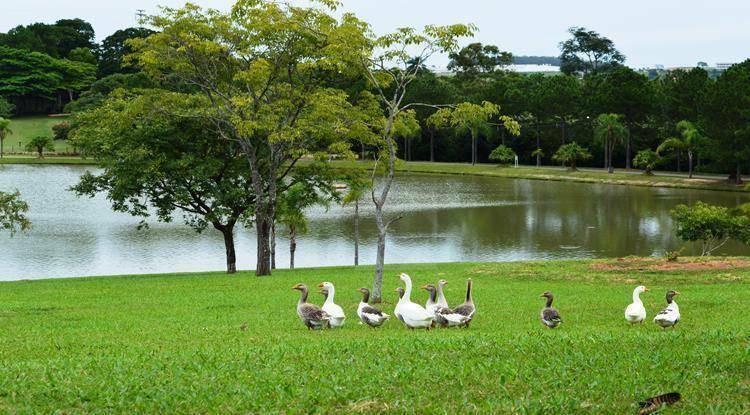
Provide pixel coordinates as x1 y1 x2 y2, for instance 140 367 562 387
4 116 74 153
0 155 93 165
333 160 749 193
1 259 748 413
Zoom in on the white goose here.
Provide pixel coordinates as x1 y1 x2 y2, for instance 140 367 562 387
394 273 434 329
422 283 469 327
624 285 649 324
318 282 346 328
654 290 681 329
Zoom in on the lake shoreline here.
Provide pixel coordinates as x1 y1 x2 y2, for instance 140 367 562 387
2 157 747 192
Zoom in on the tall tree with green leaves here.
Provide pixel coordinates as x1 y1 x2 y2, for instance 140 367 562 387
593 113 629 173
132 0 370 276
71 91 260 274
358 23 475 302
0 97 13 118
657 120 705 178
559 26 625 76
341 174 370 266
447 42 512 77
0 118 12 158
277 182 332 269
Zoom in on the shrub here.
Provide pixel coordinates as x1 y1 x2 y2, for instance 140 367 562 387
551 142 592 171
632 149 660 175
488 145 516 166
671 202 747 255
24 136 55 158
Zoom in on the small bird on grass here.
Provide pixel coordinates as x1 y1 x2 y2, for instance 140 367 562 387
540 291 562 329
638 392 681 414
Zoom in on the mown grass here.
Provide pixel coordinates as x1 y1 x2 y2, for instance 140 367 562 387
332 160 749 193
0 259 748 413
4 116 74 153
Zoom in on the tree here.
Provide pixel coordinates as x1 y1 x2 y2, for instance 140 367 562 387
65 72 155 113
0 19 95 59
0 190 31 236
0 97 14 118
52 19 96 58
430 101 519 165
277 182 332 269
657 120 705 178
552 142 591 171
133 1 369 276
71 91 260 274
559 26 625 76
0 118 12 158
632 149 660 175
488 144 516 166
671 202 745 256
67 47 97 65
593 113 629 173
585 66 654 168
359 23 475 302
447 42 512 77
341 174 370 266
24 136 54 158
97 27 155 77
701 60 750 184
52 121 72 141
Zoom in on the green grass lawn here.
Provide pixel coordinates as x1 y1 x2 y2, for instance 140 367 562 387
3 115 73 154
1 259 748 413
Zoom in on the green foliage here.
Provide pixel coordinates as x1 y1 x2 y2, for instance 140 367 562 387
531 148 545 158
559 26 625 76
0 97 14 118
671 202 747 255
0 118 12 155
98 27 155 77
593 113 628 172
67 47 97 65
51 121 72 141
0 190 30 235
551 142 592 170
447 42 512 76
0 18 95 59
24 135 54 157
632 149 660 175
64 72 155 113
488 144 516 166
664 249 681 262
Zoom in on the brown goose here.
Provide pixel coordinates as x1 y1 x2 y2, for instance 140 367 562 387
452 279 475 327
422 284 469 327
356 288 390 327
292 283 330 330
540 291 562 328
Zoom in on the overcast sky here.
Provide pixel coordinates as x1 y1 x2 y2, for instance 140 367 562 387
1 0 747 69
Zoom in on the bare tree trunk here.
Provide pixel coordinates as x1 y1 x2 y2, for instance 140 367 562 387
0 138 3 158
270 220 276 270
214 222 237 274
536 123 541 167
603 138 608 170
256 213 272 275
360 142 365 161
429 129 435 162
354 199 359 266
289 225 296 269
736 160 742 185
676 149 681 172
625 136 631 169
561 121 566 145
688 151 693 179
607 137 614 174
471 131 476 165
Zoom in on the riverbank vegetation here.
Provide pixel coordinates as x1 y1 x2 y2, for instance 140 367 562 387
0 259 748 413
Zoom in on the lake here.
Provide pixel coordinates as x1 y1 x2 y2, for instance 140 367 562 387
1 164 748 280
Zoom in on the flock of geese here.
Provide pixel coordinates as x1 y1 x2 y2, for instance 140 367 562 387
292 274 681 330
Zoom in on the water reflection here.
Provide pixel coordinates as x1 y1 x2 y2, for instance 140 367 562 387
1 164 748 280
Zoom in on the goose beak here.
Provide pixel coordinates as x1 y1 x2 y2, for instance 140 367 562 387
420 285 428 289
317 283 324 288
539 293 545 298
674 291 681 296
644 287 649 292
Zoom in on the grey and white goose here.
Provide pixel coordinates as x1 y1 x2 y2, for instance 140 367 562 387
540 291 562 329
422 283 469 327
653 290 680 329
452 279 476 328
356 287 390 327
292 283 330 330
394 287 405 323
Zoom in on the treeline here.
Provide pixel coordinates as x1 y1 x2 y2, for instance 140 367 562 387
0 19 152 114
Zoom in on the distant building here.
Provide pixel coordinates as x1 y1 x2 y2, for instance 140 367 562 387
716 62 735 70
505 64 560 74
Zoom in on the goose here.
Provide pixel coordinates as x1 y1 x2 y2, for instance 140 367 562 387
356 287 390 327
422 284 469 327
452 279 476 328
653 290 680 329
318 282 346 328
540 291 562 329
436 279 450 308
394 287 405 324
292 283 330 330
625 285 649 324
394 273 434 329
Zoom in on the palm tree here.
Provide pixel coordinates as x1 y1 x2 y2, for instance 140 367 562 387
593 113 629 174
657 120 704 178
0 118 12 159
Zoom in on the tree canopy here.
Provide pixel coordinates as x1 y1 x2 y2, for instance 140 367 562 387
559 26 625 76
